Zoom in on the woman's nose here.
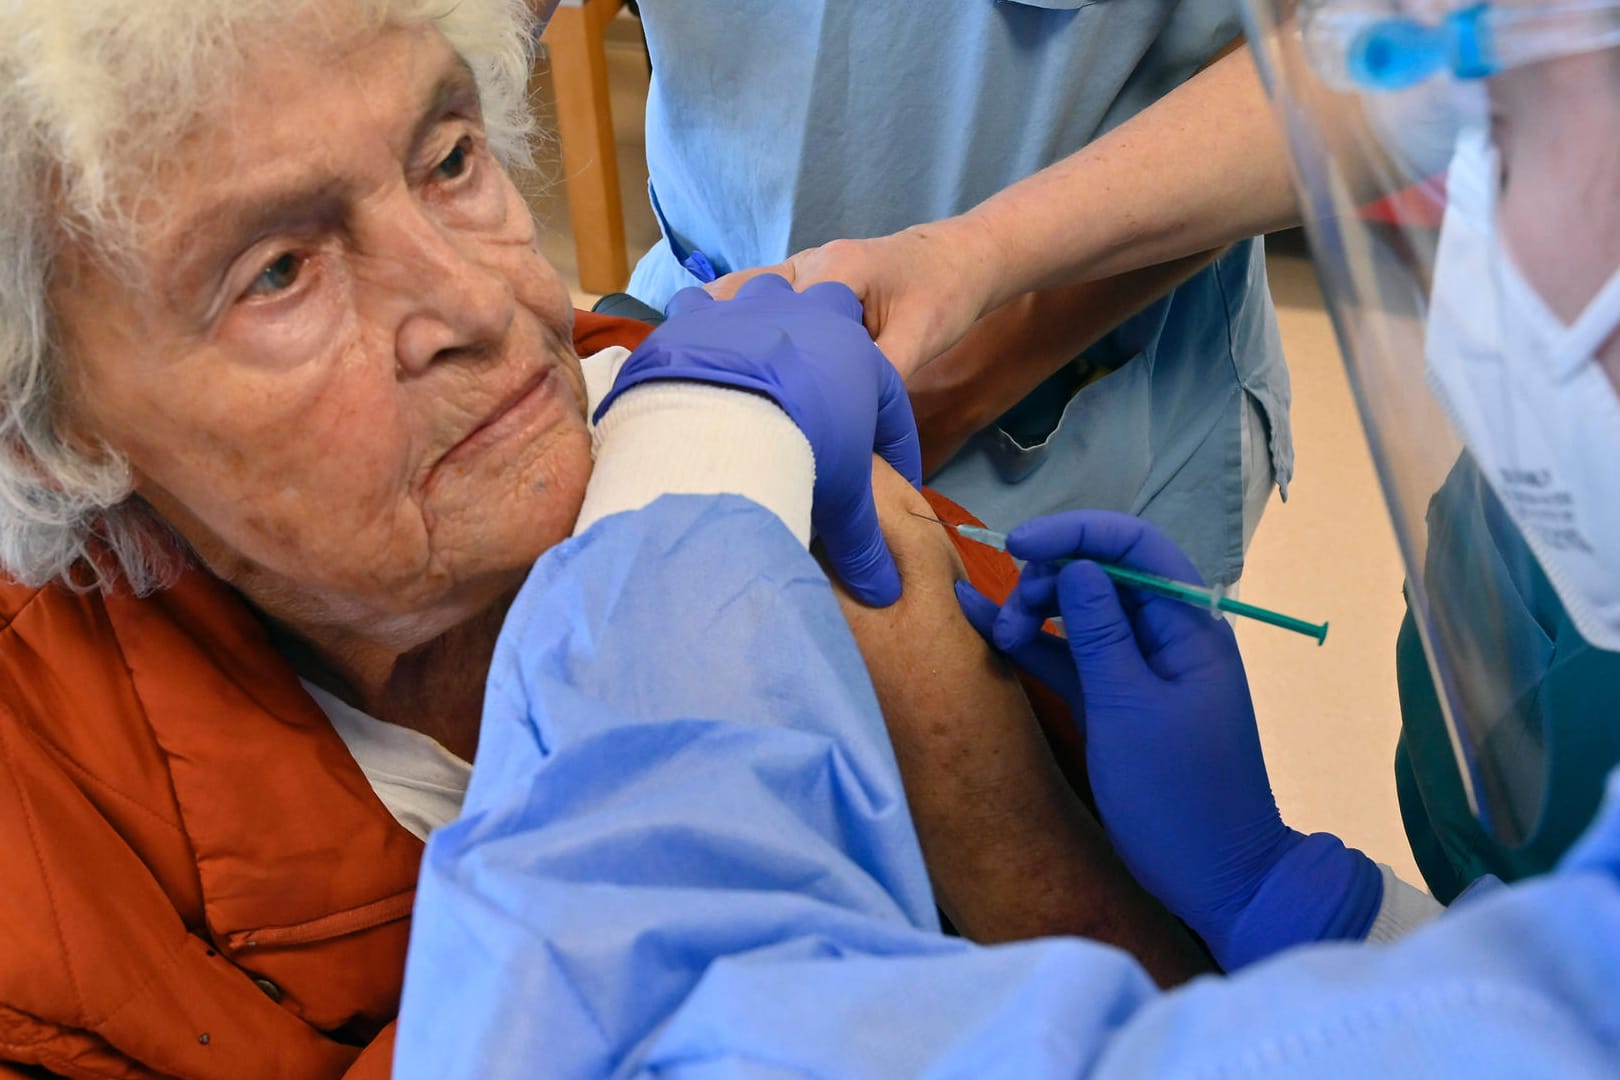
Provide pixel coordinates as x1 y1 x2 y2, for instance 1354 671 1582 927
386 212 517 376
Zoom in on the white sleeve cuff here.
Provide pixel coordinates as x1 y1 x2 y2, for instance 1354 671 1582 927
1365 863 1445 944
576 381 815 544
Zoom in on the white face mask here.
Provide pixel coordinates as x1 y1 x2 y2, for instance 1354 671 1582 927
1425 127 1620 650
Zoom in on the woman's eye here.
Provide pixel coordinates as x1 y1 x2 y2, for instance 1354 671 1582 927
435 138 472 181
245 253 303 298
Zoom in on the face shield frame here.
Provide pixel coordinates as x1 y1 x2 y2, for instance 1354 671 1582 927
1240 0 1620 847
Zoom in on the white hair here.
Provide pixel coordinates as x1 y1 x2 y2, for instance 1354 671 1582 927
0 0 537 593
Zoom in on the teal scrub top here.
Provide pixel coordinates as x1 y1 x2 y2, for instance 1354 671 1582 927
626 0 1293 586
1396 454 1620 903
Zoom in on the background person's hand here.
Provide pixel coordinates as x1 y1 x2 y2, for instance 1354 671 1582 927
596 274 921 606
956 511 1383 969
706 216 1009 378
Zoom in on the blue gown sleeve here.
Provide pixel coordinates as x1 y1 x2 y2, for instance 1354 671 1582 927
395 494 1620 1079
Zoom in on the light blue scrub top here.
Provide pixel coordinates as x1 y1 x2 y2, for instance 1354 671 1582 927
626 0 1293 585
398 494 1620 1077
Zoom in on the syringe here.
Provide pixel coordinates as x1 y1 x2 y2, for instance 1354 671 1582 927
952 522 1329 645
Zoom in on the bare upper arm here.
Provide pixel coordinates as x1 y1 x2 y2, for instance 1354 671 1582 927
817 459 1066 936
816 460 1214 983
824 458 972 665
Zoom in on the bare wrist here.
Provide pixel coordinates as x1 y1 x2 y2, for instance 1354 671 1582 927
930 213 1015 319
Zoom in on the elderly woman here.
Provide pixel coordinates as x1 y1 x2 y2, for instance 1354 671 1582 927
0 1 1206 1076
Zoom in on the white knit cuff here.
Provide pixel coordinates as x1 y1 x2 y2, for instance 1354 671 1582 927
1365 863 1445 944
576 381 815 544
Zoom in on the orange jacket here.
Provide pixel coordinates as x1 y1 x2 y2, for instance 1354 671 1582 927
0 311 1049 1078
0 313 643 1079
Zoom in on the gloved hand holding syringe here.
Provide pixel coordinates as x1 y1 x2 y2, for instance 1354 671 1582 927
951 510 1372 973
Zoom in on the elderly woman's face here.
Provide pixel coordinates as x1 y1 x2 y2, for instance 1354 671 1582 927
56 23 588 645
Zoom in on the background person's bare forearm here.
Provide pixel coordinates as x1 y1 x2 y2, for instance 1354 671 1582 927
826 460 1213 986
708 34 1394 378
909 249 1221 475
967 44 1298 310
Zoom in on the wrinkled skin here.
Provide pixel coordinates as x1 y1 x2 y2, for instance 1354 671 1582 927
57 23 590 719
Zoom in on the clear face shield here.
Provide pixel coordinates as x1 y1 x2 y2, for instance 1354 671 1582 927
1243 0 1620 846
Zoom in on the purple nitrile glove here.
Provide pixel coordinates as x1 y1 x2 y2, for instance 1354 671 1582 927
595 274 921 606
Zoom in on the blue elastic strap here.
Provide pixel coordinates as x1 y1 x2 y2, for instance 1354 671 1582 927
1447 4 1500 79
1348 3 1499 90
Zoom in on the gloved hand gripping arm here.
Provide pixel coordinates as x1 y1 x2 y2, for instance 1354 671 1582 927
957 511 1385 969
592 274 922 606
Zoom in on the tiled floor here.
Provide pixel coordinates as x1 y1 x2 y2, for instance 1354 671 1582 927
531 17 1422 883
